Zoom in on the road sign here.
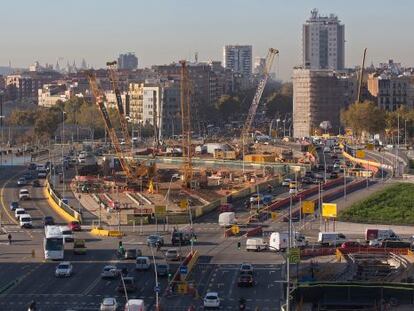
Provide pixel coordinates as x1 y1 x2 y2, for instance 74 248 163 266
177 282 188 294
302 201 315 214
231 225 240 234
355 150 365 159
179 199 189 209
154 285 161 293
180 266 188 274
154 205 166 216
322 203 337 218
271 212 278 220
288 247 300 264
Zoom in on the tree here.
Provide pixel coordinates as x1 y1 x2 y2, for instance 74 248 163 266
34 108 61 139
8 109 37 126
340 101 386 136
63 97 83 124
215 95 240 121
265 93 292 118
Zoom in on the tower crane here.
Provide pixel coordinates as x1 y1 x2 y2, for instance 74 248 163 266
106 61 132 151
240 48 279 149
86 71 134 179
180 60 193 187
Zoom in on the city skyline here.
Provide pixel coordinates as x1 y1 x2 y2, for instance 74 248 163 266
1 0 414 81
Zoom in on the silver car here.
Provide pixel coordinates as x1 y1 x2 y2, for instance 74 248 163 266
101 265 119 279
100 297 118 311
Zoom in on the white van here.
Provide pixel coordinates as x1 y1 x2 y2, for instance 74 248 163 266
218 212 236 227
19 214 32 228
269 232 308 251
124 299 145 311
246 238 267 252
135 257 151 270
318 232 346 246
60 226 74 242
15 208 26 220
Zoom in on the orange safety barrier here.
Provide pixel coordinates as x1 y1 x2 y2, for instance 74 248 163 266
339 247 409 255
300 247 336 258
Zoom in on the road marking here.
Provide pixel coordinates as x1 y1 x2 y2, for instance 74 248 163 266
82 276 101 295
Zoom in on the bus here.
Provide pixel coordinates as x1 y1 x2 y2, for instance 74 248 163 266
44 225 64 260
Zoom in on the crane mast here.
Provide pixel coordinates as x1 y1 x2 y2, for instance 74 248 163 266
180 60 193 187
241 48 279 144
106 61 132 150
86 71 135 180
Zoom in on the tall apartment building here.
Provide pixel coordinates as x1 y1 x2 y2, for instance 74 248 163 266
292 68 357 138
223 45 252 76
117 53 138 70
38 83 69 107
6 75 41 101
302 9 345 70
128 80 180 138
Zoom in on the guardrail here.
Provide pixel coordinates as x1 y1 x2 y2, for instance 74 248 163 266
45 176 80 223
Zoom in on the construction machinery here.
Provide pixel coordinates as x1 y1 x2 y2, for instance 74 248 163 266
180 60 193 187
240 48 279 151
86 71 150 184
357 48 367 103
106 61 132 151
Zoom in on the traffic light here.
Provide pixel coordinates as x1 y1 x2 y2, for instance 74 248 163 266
237 242 241 249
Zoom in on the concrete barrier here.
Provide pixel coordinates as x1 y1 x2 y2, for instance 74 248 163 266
43 185 77 223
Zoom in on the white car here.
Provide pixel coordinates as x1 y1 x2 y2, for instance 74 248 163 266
15 208 26 220
323 146 331 153
101 265 119 279
19 214 32 228
203 292 220 308
55 262 73 277
19 189 30 200
60 226 74 243
281 178 292 187
100 297 118 311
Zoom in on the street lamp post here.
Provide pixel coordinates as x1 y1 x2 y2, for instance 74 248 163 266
322 152 327 184
343 167 347 200
149 245 160 311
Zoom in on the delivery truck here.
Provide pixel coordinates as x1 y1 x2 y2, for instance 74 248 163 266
269 232 308 251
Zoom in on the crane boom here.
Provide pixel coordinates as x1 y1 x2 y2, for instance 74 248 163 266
241 48 279 141
86 71 135 180
106 61 132 150
180 60 193 186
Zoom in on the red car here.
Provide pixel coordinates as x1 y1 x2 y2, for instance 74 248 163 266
68 221 81 231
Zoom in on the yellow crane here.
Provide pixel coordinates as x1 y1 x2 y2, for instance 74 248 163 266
241 48 279 150
106 61 132 151
86 71 150 184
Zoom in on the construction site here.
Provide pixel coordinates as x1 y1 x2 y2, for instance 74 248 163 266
66 48 314 227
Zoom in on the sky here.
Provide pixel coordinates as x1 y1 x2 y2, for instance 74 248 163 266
1 0 414 81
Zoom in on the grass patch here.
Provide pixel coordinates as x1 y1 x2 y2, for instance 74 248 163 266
338 183 414 225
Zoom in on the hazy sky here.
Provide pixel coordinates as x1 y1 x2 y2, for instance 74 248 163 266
1 0 413 81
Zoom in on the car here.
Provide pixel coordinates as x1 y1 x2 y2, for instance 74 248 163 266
329 172 339 179
147 234 164 247
37 170 48 178
323 146 331 153
9 201 19 211
17 177 27 186
55 262 73 277
116 276 136 293
73 239 86 255
125 249 142 259
19 214 32 228
282 178 292 187
43 216 55 226
32 179 41 187
60 226 74 242
100 297 118 311
68 221 81 232
156 263 170 277
28 163 37 170
240 263 254 275
15 208 26 220
238 273 254 287
19 189 30 200
203 292 220 309
301 177 313 184
165 249 180 261
101 265 120 279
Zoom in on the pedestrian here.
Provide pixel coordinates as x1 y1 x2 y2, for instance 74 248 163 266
7 233 12 245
